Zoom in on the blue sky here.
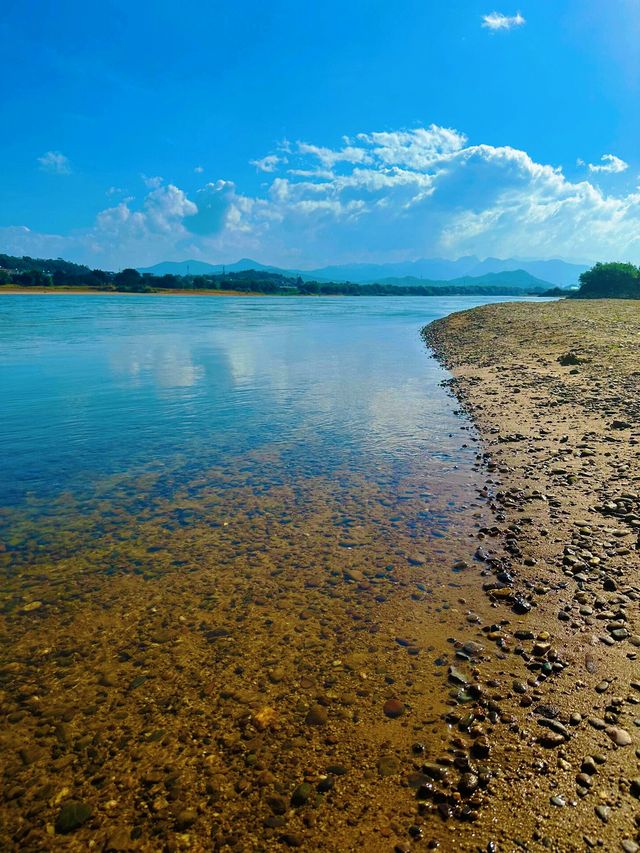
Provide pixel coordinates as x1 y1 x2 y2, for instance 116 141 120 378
1 0 640 269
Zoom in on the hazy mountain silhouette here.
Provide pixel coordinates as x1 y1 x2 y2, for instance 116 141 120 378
139 256 588 287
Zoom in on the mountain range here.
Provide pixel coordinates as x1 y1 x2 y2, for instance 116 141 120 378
138 256 588 288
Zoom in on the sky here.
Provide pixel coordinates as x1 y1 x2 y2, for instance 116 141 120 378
1 0 640 270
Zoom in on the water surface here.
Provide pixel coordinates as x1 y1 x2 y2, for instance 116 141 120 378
0 294 536 850
1 294 526 512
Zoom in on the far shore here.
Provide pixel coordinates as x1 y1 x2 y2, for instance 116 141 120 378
0 286 274 297
0 286 549 298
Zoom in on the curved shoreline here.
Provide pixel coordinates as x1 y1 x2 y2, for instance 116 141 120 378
422 299 640 851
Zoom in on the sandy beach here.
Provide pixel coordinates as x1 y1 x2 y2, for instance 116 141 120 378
423 299 640 851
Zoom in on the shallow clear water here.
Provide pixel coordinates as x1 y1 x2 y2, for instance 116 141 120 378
0 293 544 849
0 294 530 512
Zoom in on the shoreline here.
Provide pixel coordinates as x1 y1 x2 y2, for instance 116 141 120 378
0 287 272 297
422 299 640 850
0 286 548 299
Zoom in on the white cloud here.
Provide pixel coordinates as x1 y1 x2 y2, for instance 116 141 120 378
482 12 526 31
296 143 372 169
194 165 204 174
37 151 71 174
141 174 163 189
5 126 640 268
588 154 629 174
250 154 284 173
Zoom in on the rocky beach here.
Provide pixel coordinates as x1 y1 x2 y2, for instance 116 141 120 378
422 299 640 851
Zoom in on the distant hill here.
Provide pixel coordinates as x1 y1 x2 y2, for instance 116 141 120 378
373 269 552 290
137 258 281 277
307 257 587 287
0 253 90 275
139 256 587 287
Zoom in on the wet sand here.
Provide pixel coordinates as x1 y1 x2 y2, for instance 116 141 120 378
424 299 640 852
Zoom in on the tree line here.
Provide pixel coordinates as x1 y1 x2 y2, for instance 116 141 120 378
0 253 548 296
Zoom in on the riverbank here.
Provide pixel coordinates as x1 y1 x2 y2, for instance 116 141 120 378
0 286 267 296
423 299 640 851
0 286 548 299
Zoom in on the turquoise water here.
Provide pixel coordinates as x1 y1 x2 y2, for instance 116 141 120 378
0 294 535 512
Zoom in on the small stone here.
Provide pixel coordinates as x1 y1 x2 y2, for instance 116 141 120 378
458 773 479 794
268 667 285 684
576 773 593 788
606 726 632 746
621 841 639 853
448 666 468 686
291 783 312 807
539 732 565 748
305 705 328 726
267 795 288 815
104 828 134 851
383 699 405 719
174 808 197 830
550 796 566 807
378 755 401 777
253 706 277 731
55 800 92 834
595 805 610 823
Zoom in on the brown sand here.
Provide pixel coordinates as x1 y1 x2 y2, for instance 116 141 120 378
424 299 640 851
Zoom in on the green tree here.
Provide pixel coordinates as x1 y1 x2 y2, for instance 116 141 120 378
575 262 640 299
15 269 52 287
114 268 145 292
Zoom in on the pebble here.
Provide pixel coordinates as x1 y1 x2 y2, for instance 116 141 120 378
175 808 197 830
267 795 288 815
539 732 565 748
305 705 328 726
104 828 134 851
378 755 401 777
606 726 632 746
448 666 468 686
55 800 92 834
595 805 610 823
291 782 312 807
458 772 479 794
383 699 405 719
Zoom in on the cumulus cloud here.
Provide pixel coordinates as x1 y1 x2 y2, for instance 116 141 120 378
482 12 525 31
588 154 629 174
5 125 640 268
37 151 71 174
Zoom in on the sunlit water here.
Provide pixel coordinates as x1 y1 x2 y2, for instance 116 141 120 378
0 294 533 509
